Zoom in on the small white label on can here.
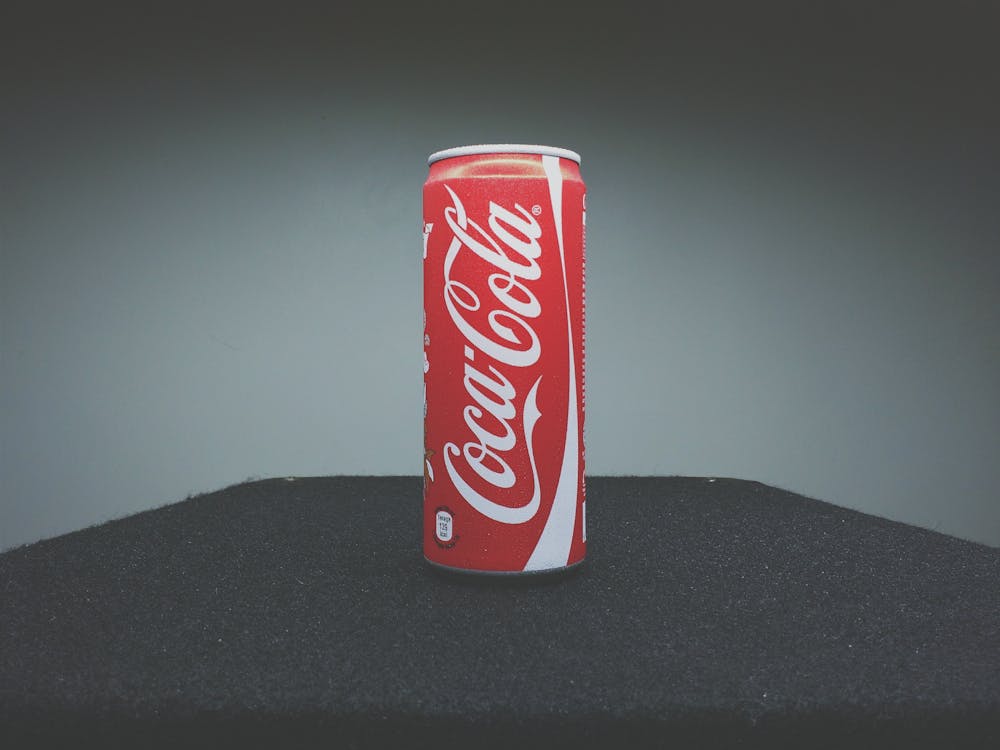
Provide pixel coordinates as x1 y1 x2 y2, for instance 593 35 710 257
436 510 453 542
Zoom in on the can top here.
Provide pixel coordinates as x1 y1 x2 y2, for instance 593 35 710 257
428 144 581 166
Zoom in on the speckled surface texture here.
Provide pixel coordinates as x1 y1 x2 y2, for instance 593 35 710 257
2 476 998 748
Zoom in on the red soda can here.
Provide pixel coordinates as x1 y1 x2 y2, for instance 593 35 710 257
422 144 587 575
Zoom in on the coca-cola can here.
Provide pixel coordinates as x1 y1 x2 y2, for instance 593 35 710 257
422 144 587 575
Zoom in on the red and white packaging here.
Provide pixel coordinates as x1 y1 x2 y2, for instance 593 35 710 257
422 144 587 575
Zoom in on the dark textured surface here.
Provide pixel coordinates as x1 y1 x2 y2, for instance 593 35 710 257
1 476 999 748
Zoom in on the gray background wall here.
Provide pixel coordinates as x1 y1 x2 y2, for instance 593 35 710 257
2 2 998 551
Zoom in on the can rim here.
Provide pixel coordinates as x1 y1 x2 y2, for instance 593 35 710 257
428 144 581 166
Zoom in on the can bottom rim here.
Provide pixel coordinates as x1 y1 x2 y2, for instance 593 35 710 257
423 556 585 580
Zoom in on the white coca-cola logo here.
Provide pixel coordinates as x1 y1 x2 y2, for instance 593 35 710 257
441 185 545 525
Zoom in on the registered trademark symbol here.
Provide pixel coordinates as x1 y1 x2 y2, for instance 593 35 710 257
531 204 542 216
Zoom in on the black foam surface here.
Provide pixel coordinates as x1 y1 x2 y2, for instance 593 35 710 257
2 476 998 748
